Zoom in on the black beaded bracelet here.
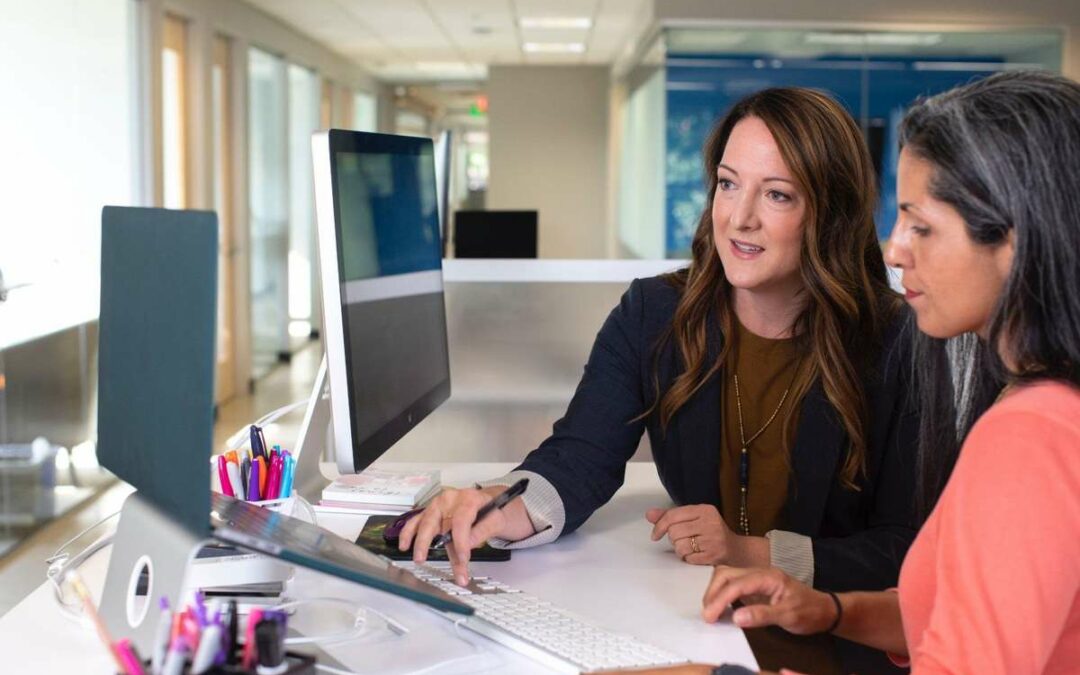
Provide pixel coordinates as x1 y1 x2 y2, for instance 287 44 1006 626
825 591 843 634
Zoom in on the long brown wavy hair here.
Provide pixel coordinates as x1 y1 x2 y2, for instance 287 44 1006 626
649 87 902 489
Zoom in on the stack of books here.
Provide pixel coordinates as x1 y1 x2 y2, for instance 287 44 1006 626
319 467 441 515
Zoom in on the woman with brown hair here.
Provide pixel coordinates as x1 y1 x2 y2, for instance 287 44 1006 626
401 87 918 673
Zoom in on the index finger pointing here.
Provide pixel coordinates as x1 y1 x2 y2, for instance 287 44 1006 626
449 500 483 585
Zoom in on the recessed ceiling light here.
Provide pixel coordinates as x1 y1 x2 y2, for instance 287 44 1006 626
415 62 477 74
522 42 586 54
520 17 592 30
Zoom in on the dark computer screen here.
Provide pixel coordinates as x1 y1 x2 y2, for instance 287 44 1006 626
453 210 538 258
329 133 451 470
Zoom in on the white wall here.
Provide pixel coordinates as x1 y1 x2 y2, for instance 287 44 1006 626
0 0 133 345
487 66 611 259
0 0 380 377
617 68 666 259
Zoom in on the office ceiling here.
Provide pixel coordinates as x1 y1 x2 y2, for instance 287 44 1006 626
245 0 651 82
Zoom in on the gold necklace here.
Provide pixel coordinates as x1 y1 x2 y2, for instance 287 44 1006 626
733 373 791 536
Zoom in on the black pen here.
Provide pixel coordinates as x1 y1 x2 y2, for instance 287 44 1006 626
432 478 529 549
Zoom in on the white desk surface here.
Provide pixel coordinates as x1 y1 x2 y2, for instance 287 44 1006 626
0 462 757 673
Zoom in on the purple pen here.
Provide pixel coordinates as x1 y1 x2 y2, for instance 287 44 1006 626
247 459 261 501
151 597 172 674
194 590 209 627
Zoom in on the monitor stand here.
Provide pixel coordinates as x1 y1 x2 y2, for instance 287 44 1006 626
292 354 335 503
101 356 334 653
100 492 211 655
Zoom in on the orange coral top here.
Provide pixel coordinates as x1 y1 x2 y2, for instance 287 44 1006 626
897 381 1080 674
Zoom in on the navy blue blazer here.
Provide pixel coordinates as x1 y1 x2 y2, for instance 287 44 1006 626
516 274 918 592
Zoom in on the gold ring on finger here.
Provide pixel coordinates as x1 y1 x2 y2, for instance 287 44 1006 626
690 535 701 554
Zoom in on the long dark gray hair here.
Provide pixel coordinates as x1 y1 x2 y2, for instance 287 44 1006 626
900 70 1080 518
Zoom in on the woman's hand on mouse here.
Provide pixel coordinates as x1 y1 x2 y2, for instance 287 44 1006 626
701 565 835 636
397 485 535 586
646 504 769 567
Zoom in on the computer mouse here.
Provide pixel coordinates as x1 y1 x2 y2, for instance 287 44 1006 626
382 507 427 545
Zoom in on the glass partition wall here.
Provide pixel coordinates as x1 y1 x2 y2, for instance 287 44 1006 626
248 47 289 378
617 26 1064 259
287 64 320 343
212 35 237 403
161 14 190 210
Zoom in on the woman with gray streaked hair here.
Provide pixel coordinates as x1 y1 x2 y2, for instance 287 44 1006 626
633 70 1080 675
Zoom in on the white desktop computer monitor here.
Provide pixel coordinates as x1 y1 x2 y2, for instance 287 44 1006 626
434 129 452 251
293 130 451 498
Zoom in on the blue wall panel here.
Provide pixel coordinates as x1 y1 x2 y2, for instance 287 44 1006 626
664 55 998 256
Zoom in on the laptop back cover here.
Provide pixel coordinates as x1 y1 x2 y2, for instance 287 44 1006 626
97 206 217 535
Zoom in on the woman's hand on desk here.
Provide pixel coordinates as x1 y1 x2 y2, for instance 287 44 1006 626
701 566 835 635
646 505 769 567
397 486 535 586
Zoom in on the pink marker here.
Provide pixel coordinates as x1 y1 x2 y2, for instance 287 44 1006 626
265 454 283 500
216 455 234 497
114 639 146 675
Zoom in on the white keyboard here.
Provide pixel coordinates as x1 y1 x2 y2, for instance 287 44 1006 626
395 561 689 674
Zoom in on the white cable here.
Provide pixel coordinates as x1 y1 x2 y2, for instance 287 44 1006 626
271 596 408 646
47 533 116 623
314 651 483 675
45 509 121 623
289 494 319 527
44 509 121 567
314 616 482 675
223 398 310 451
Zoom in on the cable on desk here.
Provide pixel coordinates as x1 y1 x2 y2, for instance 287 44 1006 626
285 601 485 674
269 596 406 647
313 643 483 675
45 510 120 623
222 398 310 452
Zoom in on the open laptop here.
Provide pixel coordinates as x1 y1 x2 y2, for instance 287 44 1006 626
95 206 471 632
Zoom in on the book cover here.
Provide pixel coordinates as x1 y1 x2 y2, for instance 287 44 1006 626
321 468 440 506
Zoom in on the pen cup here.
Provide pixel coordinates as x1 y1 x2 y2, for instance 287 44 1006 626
250 497 316 525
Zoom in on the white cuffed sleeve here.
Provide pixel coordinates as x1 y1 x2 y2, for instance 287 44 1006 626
475 470 564 549
766 529 815 586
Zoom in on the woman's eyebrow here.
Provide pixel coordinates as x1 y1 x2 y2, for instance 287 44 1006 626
718 164 793 185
